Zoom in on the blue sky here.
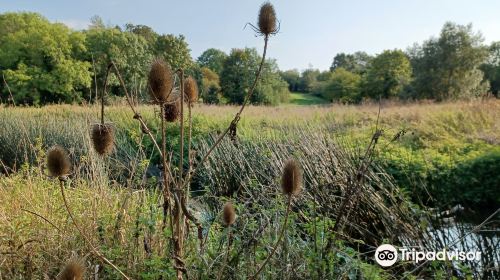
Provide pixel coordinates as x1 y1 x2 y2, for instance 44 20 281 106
1 0 499 71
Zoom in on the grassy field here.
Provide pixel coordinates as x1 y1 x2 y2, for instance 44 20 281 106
1 99 499 279
287 92 329 105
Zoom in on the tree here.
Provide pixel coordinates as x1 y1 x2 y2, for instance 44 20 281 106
298 69 320 92
480 41 500 96
155 34 192 70
197 48 227 75
362 49 412 99
279 69 300 91
330 51 372 74
0 12 91 104
409 22 489 100
318 68 361 103
220 48 289 105
125 23 158 48
85 27 152 96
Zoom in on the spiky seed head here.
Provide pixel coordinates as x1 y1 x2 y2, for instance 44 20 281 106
57 260 84 280
47 145 71 178
258 2 277 35
223 202 236 226
91 123 115 156
148 59 173 103
281 159 302 196
184 76 199 103
164 101 180 122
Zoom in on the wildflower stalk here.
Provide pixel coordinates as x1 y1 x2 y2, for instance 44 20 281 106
252 194 292 279
59 180 130 279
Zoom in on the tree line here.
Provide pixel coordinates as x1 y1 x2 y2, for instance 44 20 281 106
280 22 500 103
0 12 289 106
1 13 499 106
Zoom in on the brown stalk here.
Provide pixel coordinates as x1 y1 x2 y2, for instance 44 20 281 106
108 62 163 157
324 103 383 253
251 194 292 279
58 180 130 279
2 73 15 106
180 35 270 191
216 227 233 280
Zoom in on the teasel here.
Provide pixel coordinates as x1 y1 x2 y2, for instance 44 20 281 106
91 123 115 156
252 159 302 279
184 76 199 104
148 59 174 103
281 159 302 196
257 2 278 36
57 259 84 280
217 202 236 280
222 202 236 226
47 145 71 179
163 100 180 122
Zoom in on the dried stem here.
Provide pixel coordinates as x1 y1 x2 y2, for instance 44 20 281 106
59 180 130 279
216 227 233 280
252 194 292 279
181 35 270 190
108 62 163 157
2 73 15 106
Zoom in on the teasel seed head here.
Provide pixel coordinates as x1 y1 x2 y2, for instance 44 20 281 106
184 76 199 104
148 59 173 103
258 2 277 36
47 145 71 178
164 100 180 122
223 202 236 226
281 159 302 196
91 123 115 156
57 259 84 280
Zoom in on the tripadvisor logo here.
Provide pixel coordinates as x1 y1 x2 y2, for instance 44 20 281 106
374 244 481 267
375 244 398 267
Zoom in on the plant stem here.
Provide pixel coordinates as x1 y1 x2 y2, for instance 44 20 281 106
59 180 130 279
216 227 233 280
252 194 292 279
180 35 269 191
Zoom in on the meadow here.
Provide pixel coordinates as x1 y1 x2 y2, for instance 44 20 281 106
1 99 499 279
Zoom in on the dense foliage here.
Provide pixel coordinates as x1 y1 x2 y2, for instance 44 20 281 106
281 22 498 103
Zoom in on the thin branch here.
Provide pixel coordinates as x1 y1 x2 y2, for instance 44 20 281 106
21 208 60 232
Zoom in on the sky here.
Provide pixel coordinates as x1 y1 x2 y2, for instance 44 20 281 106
1 0 499 71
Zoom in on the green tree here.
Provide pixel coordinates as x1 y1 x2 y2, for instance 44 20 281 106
0 12 91 104
409 22 489 100
220 48 289 105
362 49 412 99
298 69 320 92
197 48 227 75
330 51 372 74
125 23 158 49
85 27 152 96
279 69 300 91
480 41 500 96
155 34 192 70
318 68 361 103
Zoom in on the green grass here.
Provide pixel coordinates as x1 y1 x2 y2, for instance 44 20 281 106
287 92 329 105
1 100 497 278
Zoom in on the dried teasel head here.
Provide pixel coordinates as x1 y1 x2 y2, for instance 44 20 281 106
223 202 236 226
281 159 302 196
91 123 115 156
184 76 199 104
57 259 85 280
163 100 180 122
148 59 173 103
258 2 277 36
47 145 71 178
